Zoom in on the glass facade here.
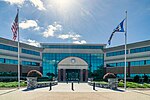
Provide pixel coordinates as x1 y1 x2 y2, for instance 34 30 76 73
130 46 150 54
22 61 40 66
0 58 18 65
107 60 150 67
22 49 40 56
0 58 40 66
42 45 103 49
106 62 128 67
42 53 104 77
0 44 18 52
106 50 128 57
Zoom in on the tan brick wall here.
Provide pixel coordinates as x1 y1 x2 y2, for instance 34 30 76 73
0 64 41 74
106 65 150 74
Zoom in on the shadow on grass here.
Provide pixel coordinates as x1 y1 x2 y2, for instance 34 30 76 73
0 88 18 96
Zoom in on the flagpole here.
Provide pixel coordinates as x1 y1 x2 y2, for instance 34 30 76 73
17 8 20 89
124 11 127 90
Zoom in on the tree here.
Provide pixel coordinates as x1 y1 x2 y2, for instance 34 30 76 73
103 73 116 82
27 70 42 78
46 73 55 81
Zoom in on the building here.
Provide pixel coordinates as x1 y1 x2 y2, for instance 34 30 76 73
0 37 43 78
104 40 150 78
0 37 150 82
41 43 105 82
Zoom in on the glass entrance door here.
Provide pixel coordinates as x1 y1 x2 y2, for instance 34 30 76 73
66 69 80 81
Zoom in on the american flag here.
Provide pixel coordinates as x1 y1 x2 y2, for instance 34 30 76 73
11 12 18 41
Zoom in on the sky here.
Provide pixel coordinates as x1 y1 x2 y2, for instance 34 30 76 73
0 0 150 47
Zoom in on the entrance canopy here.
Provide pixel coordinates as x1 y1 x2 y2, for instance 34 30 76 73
58 57 88 69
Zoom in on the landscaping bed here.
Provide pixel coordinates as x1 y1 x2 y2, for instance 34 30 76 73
0 81 27 88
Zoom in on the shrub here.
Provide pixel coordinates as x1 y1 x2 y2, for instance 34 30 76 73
46 73 55 81
27 70 42 78
103 73 116 81
133 75 140 83
143 75 148 83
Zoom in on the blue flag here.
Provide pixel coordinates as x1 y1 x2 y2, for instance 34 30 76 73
108 19 125 45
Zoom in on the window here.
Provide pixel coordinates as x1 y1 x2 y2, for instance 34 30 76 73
130 60 145 66
106 50 128 57
22 49 40 56
42 45 103 49
130 46 150 54
0 44 18 52
22 61 40 66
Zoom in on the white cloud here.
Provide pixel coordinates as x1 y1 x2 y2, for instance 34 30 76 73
4 0 25 5
19 20 40 30
73 40 87 44
29 0 46 10
43 22 62 38
58 32 81 40
23 39 41 47
4 0 46 10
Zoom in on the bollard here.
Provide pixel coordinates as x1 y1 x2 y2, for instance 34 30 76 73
49 82 52 91
71 82 74 91
93 82 95 90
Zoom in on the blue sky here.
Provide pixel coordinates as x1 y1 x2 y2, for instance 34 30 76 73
0 0 150 47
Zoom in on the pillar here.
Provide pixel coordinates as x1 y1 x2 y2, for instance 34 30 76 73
85 69 88 82
63 69 66 82
58 69 61 81
80 69 83 82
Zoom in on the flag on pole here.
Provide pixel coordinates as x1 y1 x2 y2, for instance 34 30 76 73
11 12 18 41
108 19 125 45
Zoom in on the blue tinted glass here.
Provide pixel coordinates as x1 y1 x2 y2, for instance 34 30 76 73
130 46 150 54
42 45 103 49
22 61 40 66
0 44 18 52
42 53 104 77
22 49 40 56
106 50 128 57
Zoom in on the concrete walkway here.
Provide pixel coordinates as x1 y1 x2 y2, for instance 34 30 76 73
0 83 150 100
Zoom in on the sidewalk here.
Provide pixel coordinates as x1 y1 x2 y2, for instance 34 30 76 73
0 83 150 100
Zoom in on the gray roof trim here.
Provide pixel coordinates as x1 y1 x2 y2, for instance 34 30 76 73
0 37 43 51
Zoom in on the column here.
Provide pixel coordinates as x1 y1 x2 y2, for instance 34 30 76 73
63 69 66 82
85 69 88 82
58 69 61 81
80 69 83 82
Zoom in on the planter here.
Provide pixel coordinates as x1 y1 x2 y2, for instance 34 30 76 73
26 77 37 89
108 78 118 89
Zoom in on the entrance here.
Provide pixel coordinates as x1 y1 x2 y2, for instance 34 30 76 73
66 69 80 81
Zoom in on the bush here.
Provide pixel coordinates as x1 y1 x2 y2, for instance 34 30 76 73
27 70 42 78
103 73 116 81
46 73 55 81
143 75 149 83
134 75 140 83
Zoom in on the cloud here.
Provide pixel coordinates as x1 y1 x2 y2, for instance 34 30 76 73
73 40 87 44
43 22 62 38
19 20 40 30
58 32 81 40
21 39 41 47
29 0 46 10
4 0 25 5
4 0 46 10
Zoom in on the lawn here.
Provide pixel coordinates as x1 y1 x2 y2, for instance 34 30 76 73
0 81 27 88
118 82 150 88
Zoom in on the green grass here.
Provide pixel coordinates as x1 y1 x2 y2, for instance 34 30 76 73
94 81 109 85
0 81 27 88
95 81 150 88
118 82 150 88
